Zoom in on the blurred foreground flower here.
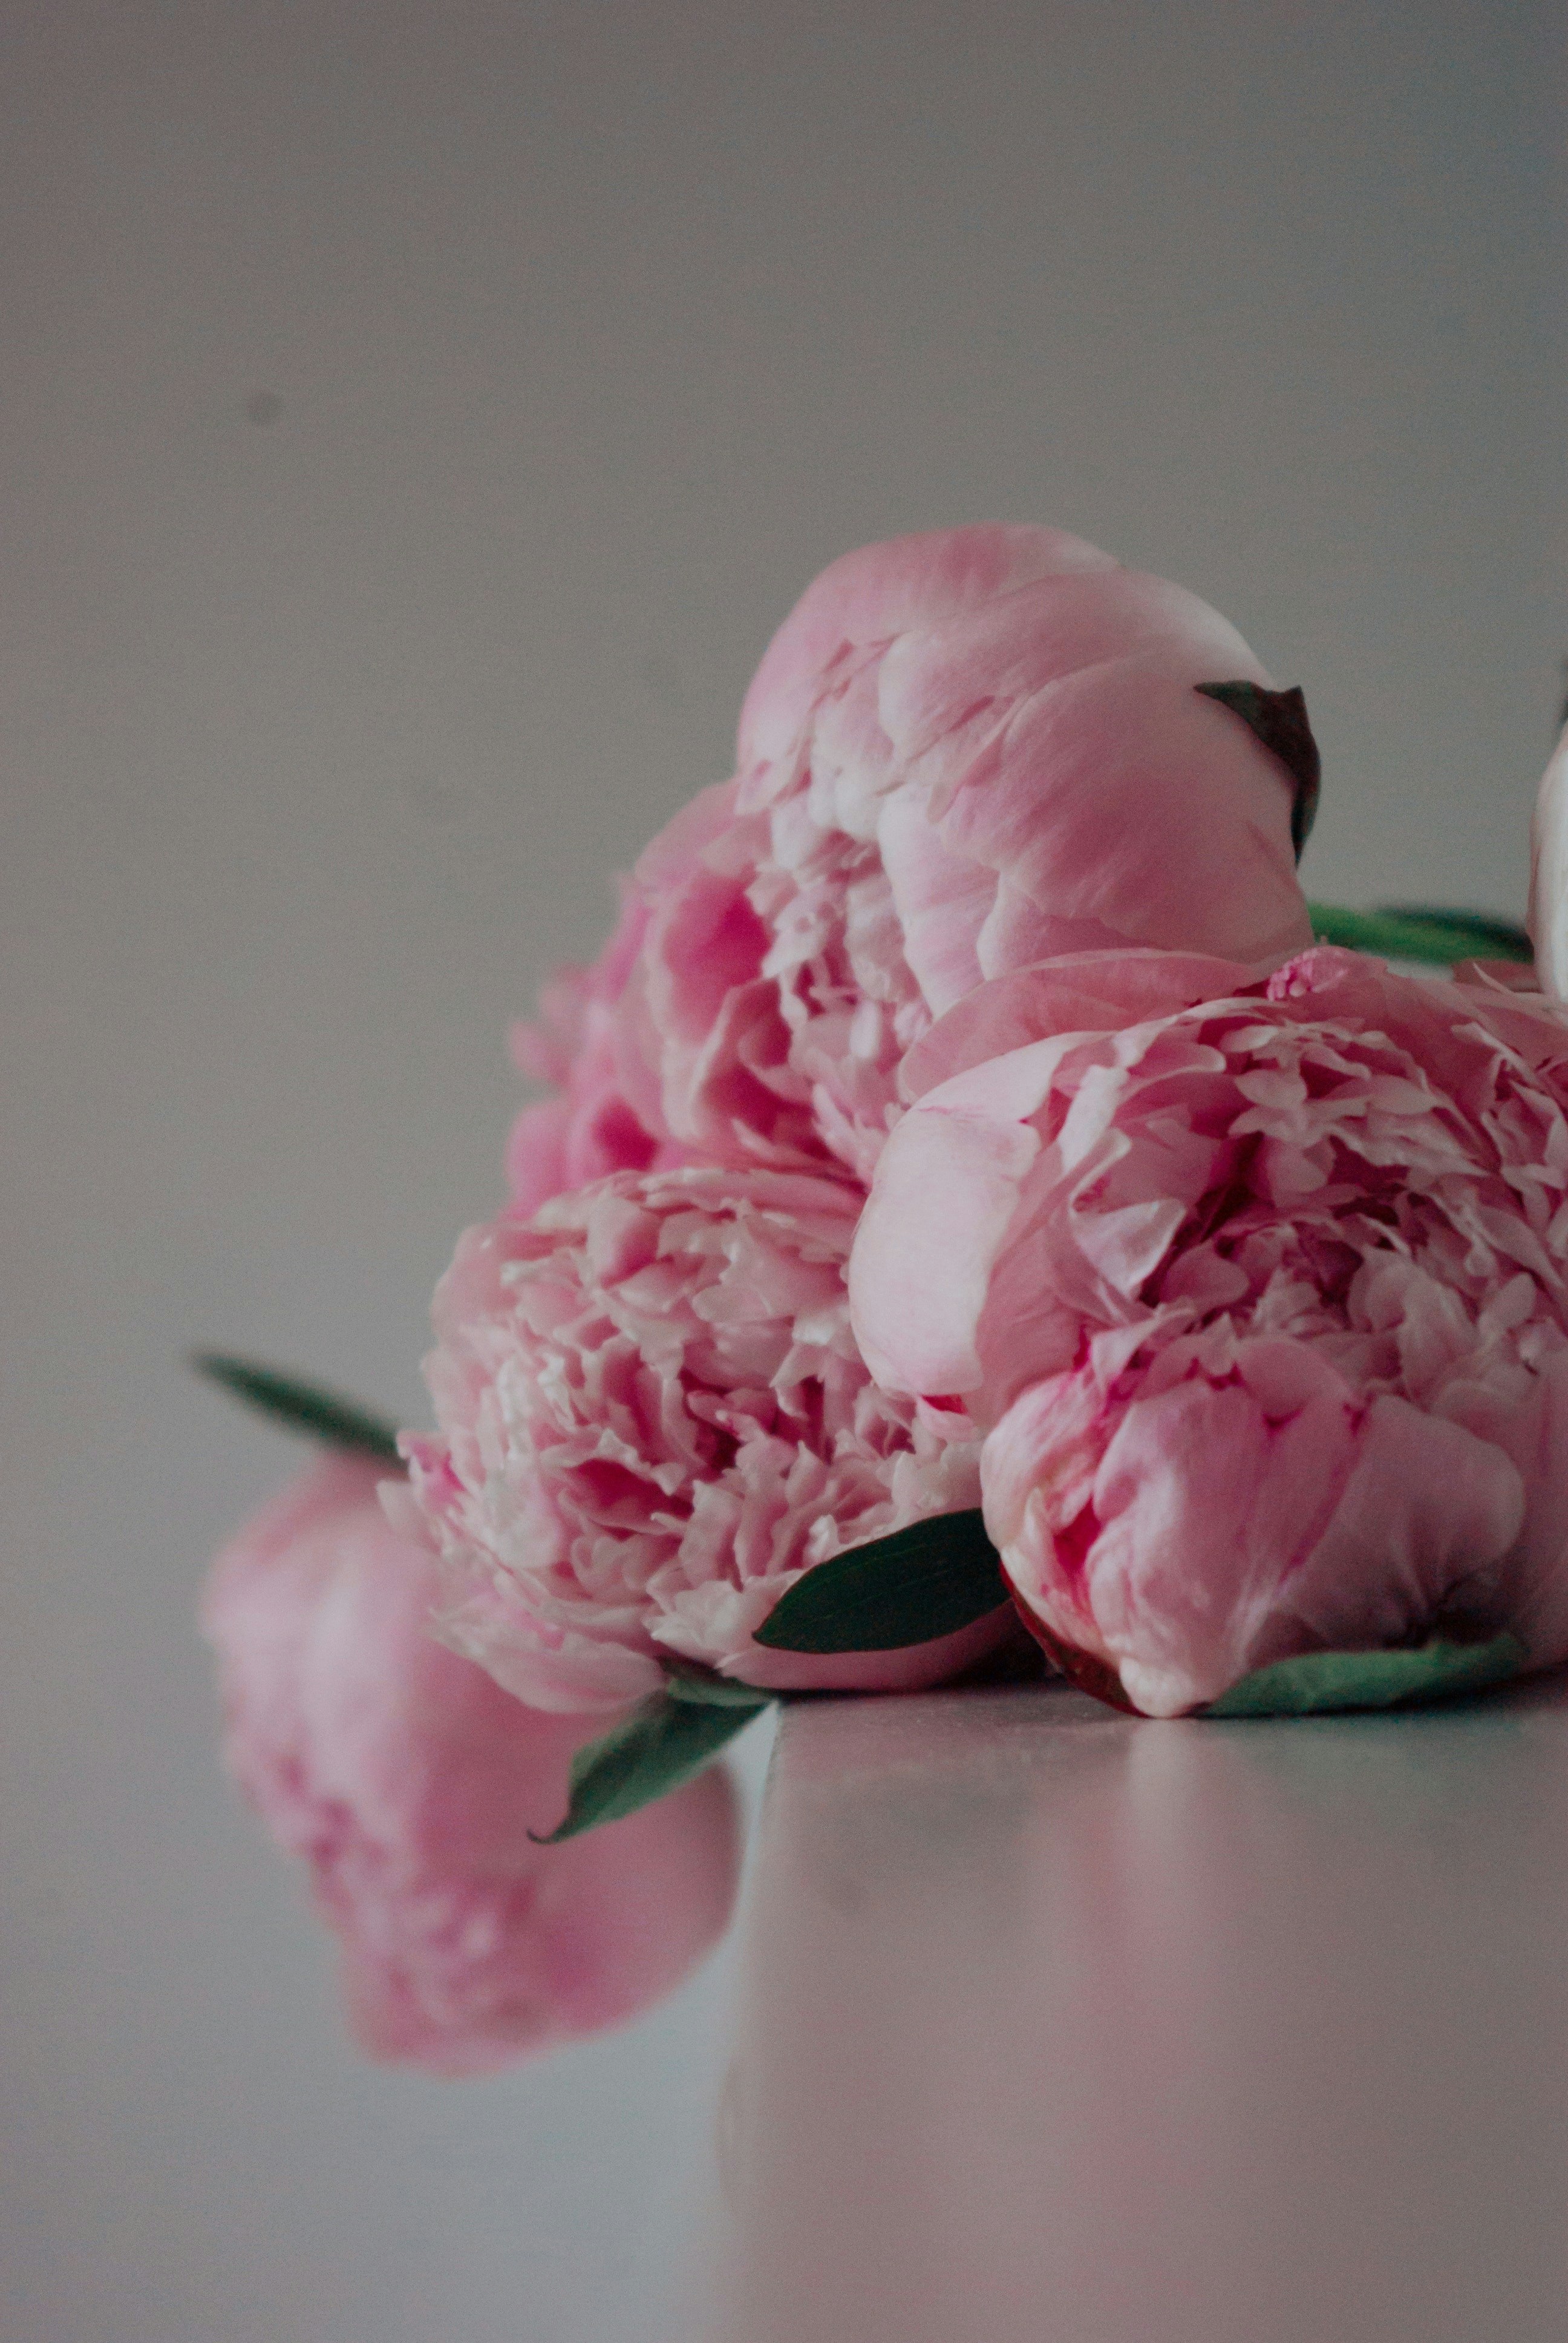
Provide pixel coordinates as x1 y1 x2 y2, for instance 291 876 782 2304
203 1455 740 2073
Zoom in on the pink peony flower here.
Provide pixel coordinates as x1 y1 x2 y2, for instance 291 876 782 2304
849 945 1568 1716
508 525 1315 1196
397 1164 999 1708
203 1455 741 2073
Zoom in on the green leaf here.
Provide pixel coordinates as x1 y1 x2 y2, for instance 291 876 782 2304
1203 1632 1526 1719
192 1352 403 1464
753 1510 1008 1654
1195 680 1321 859
531 1686 771 1843
661 1656 780 1707
1376 903 1532 960
1307 903 1534 967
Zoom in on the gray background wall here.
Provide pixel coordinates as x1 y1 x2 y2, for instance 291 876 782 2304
3 5 1562 2338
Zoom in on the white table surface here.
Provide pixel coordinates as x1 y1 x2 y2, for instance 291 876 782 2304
708 1679 1568 2342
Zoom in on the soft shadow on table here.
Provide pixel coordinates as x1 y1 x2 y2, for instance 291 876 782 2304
698 1674 1568 2343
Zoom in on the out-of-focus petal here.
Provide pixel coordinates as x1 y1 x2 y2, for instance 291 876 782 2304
203 1456 742 2072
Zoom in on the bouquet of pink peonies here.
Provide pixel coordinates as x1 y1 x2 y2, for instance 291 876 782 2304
200 524 1568 2071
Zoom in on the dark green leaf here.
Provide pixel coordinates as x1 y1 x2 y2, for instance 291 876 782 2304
1376 904 1532 960
1195 680 1321 858
1203 1632 1526 1719
531 1687 770 1843
1307 903 1534 967
192 1352 403 1464
661 1656 780 1708
753 1510 1008 1654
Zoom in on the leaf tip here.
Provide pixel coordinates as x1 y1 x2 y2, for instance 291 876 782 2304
1195 678 1321 859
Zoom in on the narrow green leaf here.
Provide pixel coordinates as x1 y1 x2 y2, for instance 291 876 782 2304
753 1510 1008 1654
192 1352 403 1464
1195 680 1321 858
1376 904 1532 960
1307 903 1534 967
531 1688 770 1843
1203 1632 1526 1719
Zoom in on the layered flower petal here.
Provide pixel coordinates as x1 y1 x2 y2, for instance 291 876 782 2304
508 526 1315 1194
401 1167 998 1706
851 945 1568 1712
